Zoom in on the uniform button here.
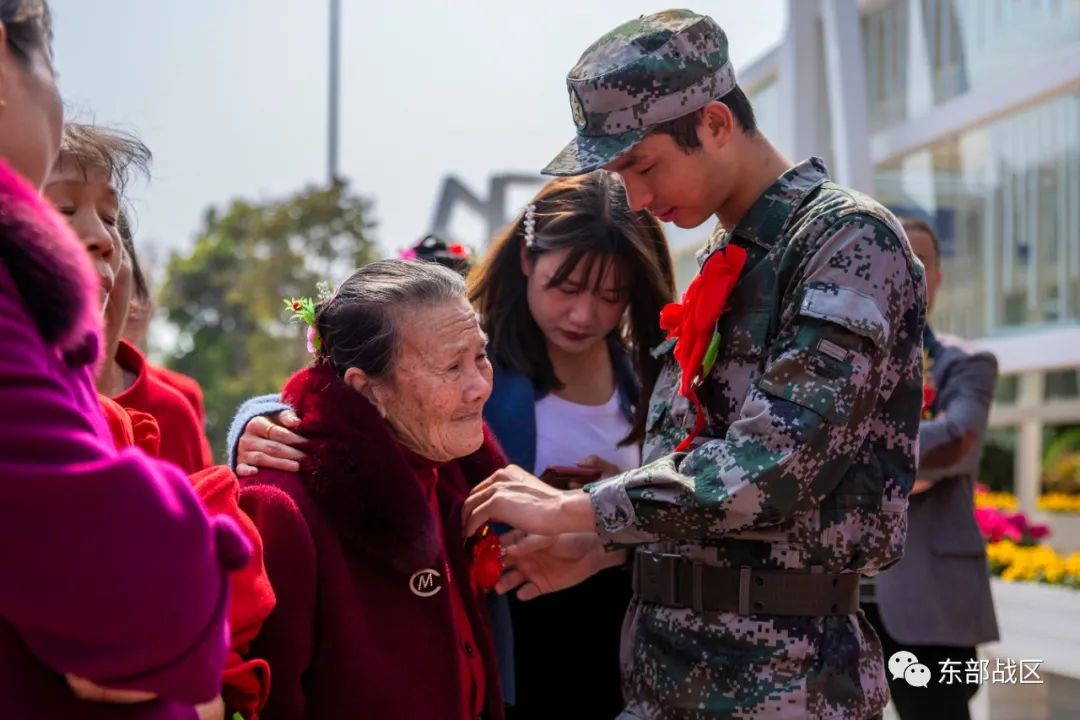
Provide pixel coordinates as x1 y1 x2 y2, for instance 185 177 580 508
464 641 474 658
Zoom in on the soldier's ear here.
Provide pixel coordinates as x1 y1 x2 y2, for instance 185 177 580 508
700 101 734 150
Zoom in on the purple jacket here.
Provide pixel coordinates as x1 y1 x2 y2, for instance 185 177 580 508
0 158 250 719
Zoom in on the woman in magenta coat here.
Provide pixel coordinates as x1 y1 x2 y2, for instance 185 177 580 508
0 2 249 717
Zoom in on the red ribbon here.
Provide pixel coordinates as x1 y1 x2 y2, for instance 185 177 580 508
658 245 748 452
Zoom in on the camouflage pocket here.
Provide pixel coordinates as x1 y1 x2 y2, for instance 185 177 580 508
756 285 886 425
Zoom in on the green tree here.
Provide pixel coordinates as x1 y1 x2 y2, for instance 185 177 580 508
159 179 378 459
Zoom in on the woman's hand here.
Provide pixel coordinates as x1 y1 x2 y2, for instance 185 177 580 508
575 455 622 482
462 465 597 537
236 410 308 476
65 674 156 704
496 531 626 600
195 695 226 720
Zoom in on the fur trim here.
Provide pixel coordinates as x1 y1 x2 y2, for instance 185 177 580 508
282 364 506 574
0 159 101 366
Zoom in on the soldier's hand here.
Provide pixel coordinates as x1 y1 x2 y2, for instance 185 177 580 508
236 410 307 476
496 531 625 600
463 465 597 537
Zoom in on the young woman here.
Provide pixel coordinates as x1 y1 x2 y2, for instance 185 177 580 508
468 171 674 719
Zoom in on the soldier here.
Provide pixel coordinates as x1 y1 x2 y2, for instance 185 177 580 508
462 9 927 720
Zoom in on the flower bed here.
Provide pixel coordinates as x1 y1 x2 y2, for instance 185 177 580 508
975 490 1080 514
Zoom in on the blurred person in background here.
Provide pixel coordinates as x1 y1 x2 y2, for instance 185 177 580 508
862 216 1000 720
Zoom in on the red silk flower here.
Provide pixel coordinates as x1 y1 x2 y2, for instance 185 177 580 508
469 523 503 594
921 382 937 420
921 349 937 420
658 245 748 452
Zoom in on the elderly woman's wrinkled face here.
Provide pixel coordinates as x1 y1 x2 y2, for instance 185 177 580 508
366 296 493 462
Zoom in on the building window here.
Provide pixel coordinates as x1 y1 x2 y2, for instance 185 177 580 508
875 92 1080 339
863 0 1080 130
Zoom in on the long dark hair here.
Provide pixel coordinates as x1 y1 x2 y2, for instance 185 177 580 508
467 171 674 446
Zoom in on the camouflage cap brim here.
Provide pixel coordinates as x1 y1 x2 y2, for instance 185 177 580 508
541 127 648 177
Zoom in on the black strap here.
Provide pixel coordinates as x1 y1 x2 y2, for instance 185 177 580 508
632 551 860 617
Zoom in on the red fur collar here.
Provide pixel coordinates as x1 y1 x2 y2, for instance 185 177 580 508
0 159 100 366
282 364 505 574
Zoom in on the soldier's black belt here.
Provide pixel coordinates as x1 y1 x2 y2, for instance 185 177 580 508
632 551 860 616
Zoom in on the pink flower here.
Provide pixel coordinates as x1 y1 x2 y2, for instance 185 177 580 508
398 248 418 260
306 325 319 354
1006 512 1050 541
974 507 1051 544
975 507 1020 542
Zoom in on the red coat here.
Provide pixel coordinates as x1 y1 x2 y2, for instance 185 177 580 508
97 396 276 719
239 364 506 720
113 340 213 474
149 366 206 425
148 365 214 464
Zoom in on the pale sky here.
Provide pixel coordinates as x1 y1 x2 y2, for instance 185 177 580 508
50 1 787 276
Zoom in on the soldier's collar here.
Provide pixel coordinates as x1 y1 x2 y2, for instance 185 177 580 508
721 157 830 251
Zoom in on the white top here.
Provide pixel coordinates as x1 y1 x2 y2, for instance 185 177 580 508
532 388 641 477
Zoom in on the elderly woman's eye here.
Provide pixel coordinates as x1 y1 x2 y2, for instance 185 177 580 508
476 352 489 364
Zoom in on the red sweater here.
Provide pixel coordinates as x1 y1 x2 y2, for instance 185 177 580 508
239 365 505 720
149 365 213 463
113 340 213 474
97 396 276 719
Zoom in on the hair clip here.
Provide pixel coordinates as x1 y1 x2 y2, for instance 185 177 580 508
523 203 537 249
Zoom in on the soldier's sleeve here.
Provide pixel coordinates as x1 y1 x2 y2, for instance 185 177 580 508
586 215 924 546
918 349 997 483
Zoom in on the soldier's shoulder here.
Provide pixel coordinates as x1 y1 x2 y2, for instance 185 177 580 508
798 182 904 238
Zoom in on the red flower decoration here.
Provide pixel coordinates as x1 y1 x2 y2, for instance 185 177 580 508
921 382 937 420
291 300 303 312
921 349 937 420
447 243 470 259
658 245 748 452
469 523 503 594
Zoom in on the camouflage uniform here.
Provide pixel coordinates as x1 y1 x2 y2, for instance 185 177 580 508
586 157 926 719
544 11 928 719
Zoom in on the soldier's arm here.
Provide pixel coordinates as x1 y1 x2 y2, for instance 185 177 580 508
586 215 925 546
917 350 997 484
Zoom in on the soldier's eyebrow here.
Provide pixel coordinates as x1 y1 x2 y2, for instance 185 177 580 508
608 152 642 172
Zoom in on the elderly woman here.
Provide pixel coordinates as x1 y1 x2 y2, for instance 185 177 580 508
239 260 506 720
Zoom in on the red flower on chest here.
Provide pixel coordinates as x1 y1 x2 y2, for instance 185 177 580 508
468 523 503 594
658 244 748 451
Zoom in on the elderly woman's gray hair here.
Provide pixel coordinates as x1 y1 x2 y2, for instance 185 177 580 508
314 259 467 377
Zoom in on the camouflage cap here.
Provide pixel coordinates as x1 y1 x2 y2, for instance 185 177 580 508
542 9 734 176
